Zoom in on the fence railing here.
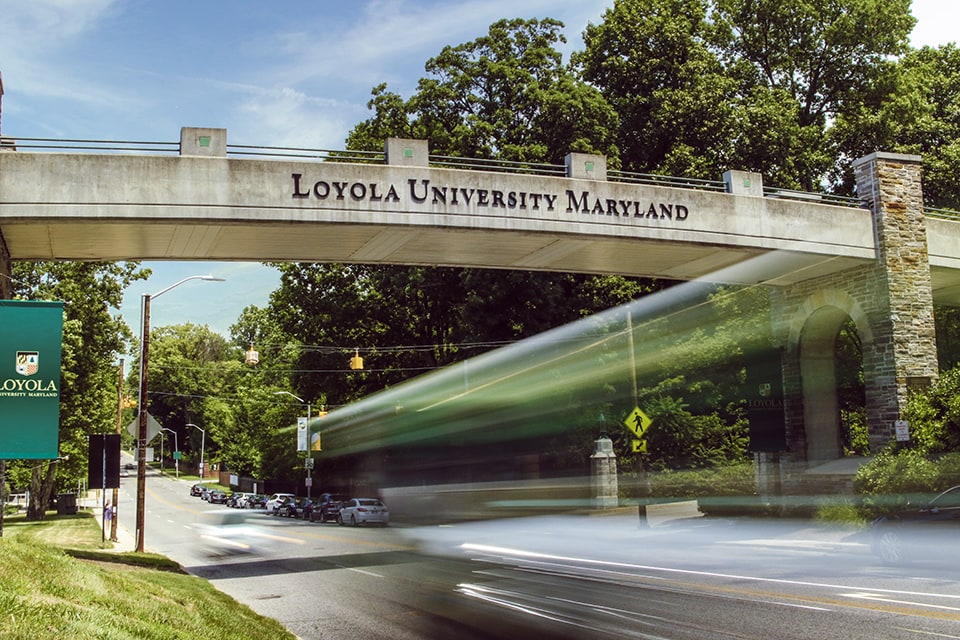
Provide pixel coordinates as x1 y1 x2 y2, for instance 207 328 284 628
3 135 960 217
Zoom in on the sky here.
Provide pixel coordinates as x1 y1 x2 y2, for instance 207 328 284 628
1 0 956 344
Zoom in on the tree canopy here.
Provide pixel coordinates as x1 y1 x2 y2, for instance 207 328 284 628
6 261 147 519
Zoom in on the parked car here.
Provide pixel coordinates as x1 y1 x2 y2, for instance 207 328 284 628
265 493 295 513
190 483 205 497
245 494 266 509
338 498 389 527
200 486 212 501
276 496 301 518
208 490 228 505
226 493 248 508
295 498 314 519
310 493 348 523
870 485 960 564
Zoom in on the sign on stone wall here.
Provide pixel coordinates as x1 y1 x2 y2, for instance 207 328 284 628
746 347 787 452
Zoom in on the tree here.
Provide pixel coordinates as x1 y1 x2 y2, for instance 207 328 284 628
347 18 619 162
8 261 146 519
576 0 740 179
831 44 960 208
134 322 282 479
577 0 916 190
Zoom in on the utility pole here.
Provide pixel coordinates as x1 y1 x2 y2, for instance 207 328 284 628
111 359 122 542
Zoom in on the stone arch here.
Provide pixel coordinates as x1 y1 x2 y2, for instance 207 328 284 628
787 289 871 463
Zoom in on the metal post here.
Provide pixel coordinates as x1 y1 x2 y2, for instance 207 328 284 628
135 275 224 553
274 391 312 499
162 428 179 478
112 359 122 542
188 423 205 480
135 292 150 552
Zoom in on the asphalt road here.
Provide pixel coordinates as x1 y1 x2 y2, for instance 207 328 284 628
114 468 960 639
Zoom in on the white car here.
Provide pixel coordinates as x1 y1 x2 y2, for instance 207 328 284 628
338 498 389 527
264 493 295 513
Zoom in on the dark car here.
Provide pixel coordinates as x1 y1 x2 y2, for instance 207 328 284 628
275 496 300 517
310 493 348 523
208 490 228 504
245 494 266 509
871 485 960 564
190 483 205 497
295 498 314 519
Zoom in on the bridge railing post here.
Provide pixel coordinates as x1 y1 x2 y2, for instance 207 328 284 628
385 138 428 167
565 152 606 180
723 169 763 196
180 127 227 157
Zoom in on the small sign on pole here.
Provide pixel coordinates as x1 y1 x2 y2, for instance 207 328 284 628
297 417 308 452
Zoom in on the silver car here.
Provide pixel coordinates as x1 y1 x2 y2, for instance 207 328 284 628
338 498 389 527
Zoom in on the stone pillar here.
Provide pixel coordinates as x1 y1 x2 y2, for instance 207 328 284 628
852 152 939 450
591 436 618 509
0 228 10 299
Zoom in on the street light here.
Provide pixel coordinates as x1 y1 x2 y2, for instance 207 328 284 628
187 423 205 481
136 274 224 552
161 428 179 478
274 391 312 499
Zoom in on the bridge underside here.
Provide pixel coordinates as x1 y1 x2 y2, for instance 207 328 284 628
4 218 960 304
0 217 882 289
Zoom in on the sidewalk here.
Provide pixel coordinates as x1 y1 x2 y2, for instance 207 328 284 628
92 508 138 552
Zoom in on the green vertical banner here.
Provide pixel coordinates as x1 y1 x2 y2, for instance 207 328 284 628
0 300 65 459
746 346 787 452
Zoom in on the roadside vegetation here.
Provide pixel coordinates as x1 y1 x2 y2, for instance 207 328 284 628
0 512 295 640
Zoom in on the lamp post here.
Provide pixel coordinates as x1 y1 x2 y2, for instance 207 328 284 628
136 275 224 552
187 423 205 481
161 428 179 478
274 391 312 499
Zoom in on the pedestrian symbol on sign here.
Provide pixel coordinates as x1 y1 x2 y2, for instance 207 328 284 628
623 406 652 438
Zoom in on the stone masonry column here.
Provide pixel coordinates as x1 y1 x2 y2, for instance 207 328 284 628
0 229 10 299
852 152 939 450
591 436 618 509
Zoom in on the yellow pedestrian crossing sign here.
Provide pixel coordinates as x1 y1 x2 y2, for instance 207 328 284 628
624 406 652 438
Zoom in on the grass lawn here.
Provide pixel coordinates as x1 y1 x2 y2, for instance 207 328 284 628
0 511 296 639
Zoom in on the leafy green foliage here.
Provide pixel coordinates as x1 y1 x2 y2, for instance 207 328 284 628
7 262 147 519
832 44 960 208
578 0 917 191
348 18 618 162
855 366 960 502
901 368 960 454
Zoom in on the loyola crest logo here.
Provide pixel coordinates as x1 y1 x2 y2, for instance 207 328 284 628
16 351 40 377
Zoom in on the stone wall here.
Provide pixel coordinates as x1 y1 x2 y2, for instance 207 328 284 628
768 152 938 489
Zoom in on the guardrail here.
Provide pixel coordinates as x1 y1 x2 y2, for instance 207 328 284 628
4 135 959 216
925 206 960 221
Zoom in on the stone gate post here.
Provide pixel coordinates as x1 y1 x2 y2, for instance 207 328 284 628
591 436 618 509
853 152 939 450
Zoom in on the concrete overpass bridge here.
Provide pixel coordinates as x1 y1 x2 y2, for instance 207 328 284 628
2 127 958 491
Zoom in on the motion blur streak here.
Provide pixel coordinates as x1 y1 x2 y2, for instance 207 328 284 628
316 253 800 522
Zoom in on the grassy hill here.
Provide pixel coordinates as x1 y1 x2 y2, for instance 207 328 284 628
0 512 295 640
